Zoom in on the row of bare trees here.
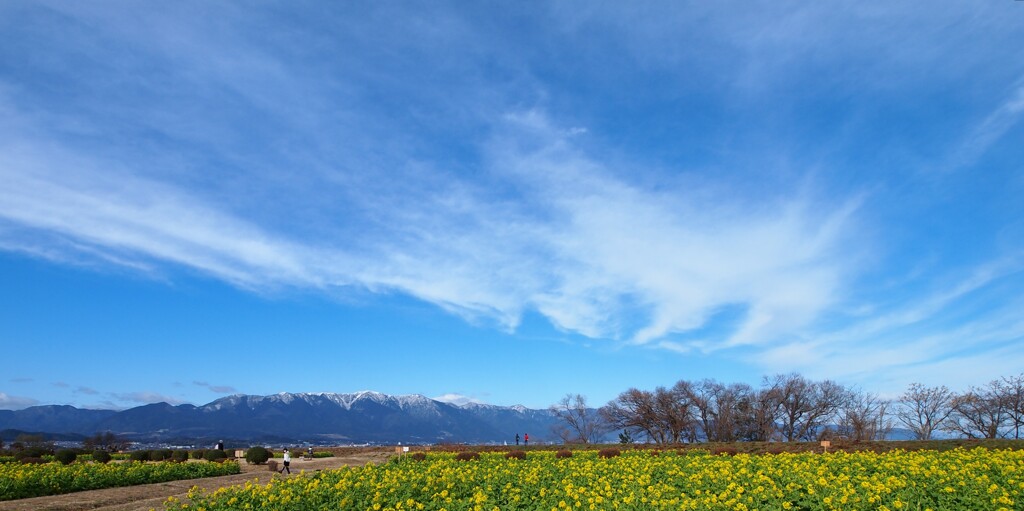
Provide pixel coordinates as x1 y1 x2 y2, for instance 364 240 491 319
549 373 1024 444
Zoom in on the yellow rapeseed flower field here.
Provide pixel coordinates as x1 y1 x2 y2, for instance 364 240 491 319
176 448 1024 510
0 460 240 500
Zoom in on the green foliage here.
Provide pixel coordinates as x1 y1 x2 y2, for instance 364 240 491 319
54 449 77 465
149 449 166 461
14 446 50 461
245 446 271 465
618 430 634 444
171 450 190 463
191 449 207 460
313 451 335 458
129 450 150 462
92 449 112 464
204 449 228 462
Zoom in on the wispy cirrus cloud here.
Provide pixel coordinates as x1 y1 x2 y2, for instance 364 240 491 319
110 392 187 406
194 381 238 394
949 79 1024 170
0 93 864 350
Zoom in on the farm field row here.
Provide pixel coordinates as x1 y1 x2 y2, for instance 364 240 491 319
178 447 1024 511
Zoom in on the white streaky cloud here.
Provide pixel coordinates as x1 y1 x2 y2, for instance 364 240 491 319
808 253 1024 352
490 111 861 345
0 141 346 291
0 105 864 352
950 79 1024 169
753 267 1024 389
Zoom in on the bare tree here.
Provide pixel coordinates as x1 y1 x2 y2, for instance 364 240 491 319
838 390 893 441
82 431 130 452
600 388 660 443
599 386 696 444
736 381 783 441
998 374 1024 439
682 379 749 442
946 380 1010 439
656 384 698 443
896 383 955 440
550 394 605 444
773 374 849 441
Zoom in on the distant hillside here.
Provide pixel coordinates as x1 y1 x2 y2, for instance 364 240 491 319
0 392 566 445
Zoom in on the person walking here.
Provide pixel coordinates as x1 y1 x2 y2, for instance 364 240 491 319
524 433 529 446
515 433 520 446
279 448 291 474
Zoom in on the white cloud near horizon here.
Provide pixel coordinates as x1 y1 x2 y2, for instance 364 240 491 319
0 392 40 410
432 393 486 406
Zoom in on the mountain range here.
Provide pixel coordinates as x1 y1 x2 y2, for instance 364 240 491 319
0 391 566 445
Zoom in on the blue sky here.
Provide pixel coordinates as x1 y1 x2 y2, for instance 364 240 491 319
1 1 1023 411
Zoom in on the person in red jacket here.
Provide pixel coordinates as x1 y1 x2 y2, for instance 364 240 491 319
524 433 529 446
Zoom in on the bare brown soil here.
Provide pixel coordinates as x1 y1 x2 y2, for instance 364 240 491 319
0 448 393 511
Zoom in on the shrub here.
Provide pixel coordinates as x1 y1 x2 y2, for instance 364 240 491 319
14 446 50 461
129 450 150 462
92 450 112 464
192 449 207 460
504 450 526 460
245 446 271 465
149 450 166 461
172 450 190 463
598 448 621 458
555 450 572 458
267 459 278 472
713 446 738 456
204 449 228 462
454 452 480 461
54 449 77 465
410 452 426 461
19 457 46 464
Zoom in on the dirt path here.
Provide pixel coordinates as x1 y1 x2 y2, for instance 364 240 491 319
0 449 393 511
